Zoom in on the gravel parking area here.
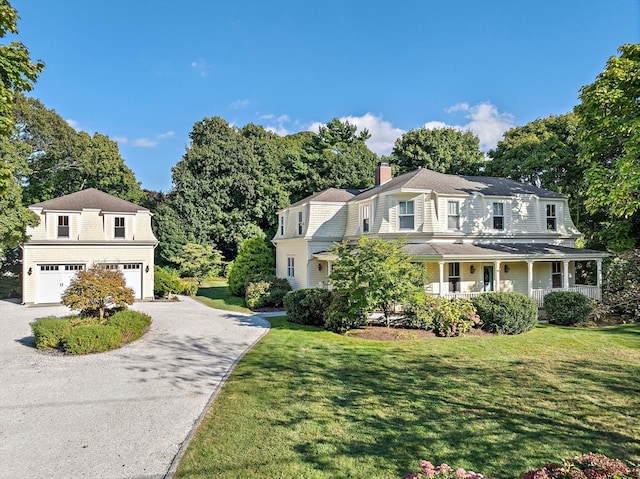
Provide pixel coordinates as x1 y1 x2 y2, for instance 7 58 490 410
0 297 270 479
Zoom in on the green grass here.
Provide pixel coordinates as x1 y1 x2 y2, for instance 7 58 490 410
175 319 640 479
193 278 252 313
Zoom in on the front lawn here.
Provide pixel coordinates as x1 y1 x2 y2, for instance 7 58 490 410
194 278 252 313
175 319 640 479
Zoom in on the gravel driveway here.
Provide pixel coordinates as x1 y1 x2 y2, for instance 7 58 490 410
0 297 270 479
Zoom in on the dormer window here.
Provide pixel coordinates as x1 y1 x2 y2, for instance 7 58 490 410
362 204 371 233
546 204 557 231
297 211 304 235
493 202 504 230
399 201 414 229
57 216 69 238
114 217 125 238
447 201 460 230
280 216 285 236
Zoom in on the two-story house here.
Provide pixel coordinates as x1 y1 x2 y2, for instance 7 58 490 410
21 188 158 304
273 163 607 306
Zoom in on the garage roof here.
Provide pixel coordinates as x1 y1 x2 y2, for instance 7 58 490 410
30 189 147 213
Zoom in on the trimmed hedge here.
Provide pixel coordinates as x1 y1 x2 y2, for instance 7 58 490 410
324 291 367 334
31 317 72 350
245 275 291 309
472 292 538 335
402 293 480 337
63 324 122 355
108 310 152 342
283 289 333 326
544 291 594 325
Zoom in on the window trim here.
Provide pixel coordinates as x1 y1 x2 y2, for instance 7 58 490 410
447 201 461 231
287 256 295 278
57 215 70 238
492 202 504 230
551 261 562 288
114 216 125 239
297 211 304 236
362 204 371 233
448 262 461 293
398 200 415 230
546 204 557 231
279 216 285 236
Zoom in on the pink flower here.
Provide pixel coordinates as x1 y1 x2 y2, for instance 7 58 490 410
456 468 468 477
421 461 435 470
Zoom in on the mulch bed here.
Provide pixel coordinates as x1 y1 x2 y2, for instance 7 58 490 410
346 326 493 341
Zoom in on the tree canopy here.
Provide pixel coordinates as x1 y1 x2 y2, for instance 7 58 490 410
390 127 485 175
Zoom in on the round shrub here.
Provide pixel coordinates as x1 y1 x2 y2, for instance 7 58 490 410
108 310 152 343
31 317 72 350
63 324 122 355
283 289 333 326
228 237 274 297
544 291 594 325
324 291 367 334
402 293 479 336
472 292 538 334
245 275 291 309
154 266 183 297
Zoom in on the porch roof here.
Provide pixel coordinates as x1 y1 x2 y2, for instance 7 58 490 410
401 243 608 261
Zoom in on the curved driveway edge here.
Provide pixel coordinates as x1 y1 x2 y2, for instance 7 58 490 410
0 297 270 479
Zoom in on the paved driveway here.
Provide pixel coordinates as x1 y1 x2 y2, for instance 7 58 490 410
0 297 270 479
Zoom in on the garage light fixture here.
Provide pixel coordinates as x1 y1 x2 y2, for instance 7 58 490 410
145 265 149 273
27 267 32 276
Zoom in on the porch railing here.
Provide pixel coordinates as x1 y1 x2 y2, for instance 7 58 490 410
441 286 601 307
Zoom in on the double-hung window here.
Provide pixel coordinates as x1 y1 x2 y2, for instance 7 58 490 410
279 216 285 236
448 262 461 293
57 216 69 238
287 256 295 278
546 204 557 231
493 202 504 230
297 212 304 235
552 261 562 288
447 201 460 230
362 204 371 233
398 200 414 229
114 217 125 238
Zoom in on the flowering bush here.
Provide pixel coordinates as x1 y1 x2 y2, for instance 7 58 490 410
522 453 640 479
403 461 484 479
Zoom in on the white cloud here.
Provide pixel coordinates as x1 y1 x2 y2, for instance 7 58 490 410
157 131 175 140
66 119 81 131
230 99 250 110
191 58 211 77
113 136 128 145
422 120 452 130
261 113 292 136
131 138 158 148
337 113 405 156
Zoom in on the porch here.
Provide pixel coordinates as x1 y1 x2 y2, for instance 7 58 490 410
443 285 602 307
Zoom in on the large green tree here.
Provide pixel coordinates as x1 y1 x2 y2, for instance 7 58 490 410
390 127 485 175
575 43 640 250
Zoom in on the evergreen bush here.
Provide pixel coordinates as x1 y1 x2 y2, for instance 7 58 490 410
154 266 183 297
283 289 333 326
544 291 594 325
63 324 122 355
108 310 152 342
228 237 274 297
402 293 479 336
245 275 291 309
31 317 72 350
472 292 538 334
324 291 367 333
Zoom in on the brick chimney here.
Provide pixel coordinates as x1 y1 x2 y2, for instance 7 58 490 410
375 162 392 186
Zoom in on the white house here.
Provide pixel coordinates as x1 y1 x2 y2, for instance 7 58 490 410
273 163 608 306
21 188 158 304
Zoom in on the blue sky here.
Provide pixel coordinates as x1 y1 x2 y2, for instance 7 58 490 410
10 0 640 192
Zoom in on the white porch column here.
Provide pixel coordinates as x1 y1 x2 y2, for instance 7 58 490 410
596 259 602 287
495 260 501 292
438 261 445 296
563 260 570 289
527 261 534 297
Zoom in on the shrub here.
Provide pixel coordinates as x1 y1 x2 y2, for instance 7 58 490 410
283 289 333 326
63 324 122 355
544 291 594 325
154 266 183 297
179 277 199 296
31 317 72 350
472 292 538 334
245 275 291 309
402 293 480 336
601 249 640 321
324 291 367 334
108 310 152 343
521 453 640 479
228 237 275 297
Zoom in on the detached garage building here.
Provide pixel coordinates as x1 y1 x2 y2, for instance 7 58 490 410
21 188 158 304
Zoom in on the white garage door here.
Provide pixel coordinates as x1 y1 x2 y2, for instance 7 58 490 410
100 263 143 299
35 264 84 304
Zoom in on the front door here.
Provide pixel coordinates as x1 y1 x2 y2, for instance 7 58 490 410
483 266 494 292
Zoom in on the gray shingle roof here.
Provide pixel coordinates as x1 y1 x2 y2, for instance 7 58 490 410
288 188 361 208
402 242 607 259
30 189 147 213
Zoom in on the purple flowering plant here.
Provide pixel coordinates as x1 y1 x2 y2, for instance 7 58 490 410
403 461 485 479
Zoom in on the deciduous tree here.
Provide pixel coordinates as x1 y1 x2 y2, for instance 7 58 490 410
171 242 223 285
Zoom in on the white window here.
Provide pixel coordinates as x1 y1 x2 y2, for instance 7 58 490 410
114 217 125 238
493 202 504 230
280 216 285 236
546 204 557 231
362 204 371 233
287 256 295 278
447 201 460 230
398 200 414 229
552 261 562 288
448 262 461 293
57 216 69 238
297 211 304 235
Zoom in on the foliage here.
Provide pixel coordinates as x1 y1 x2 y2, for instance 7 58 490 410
600 249 640 321
107 310 152 343
522 453 640 479
63 324 122 355
283 288 333 326
61 266 134 319
228 237 274 297
154 265 183 297
391 127 484 175
31 317 71 350
403 293 480 336
171 242 223 285
0 0 44 138
472 292 538 334
245 275 291 309
403 460 485 479
544 291 594 325
324 290 367 333
330 236 425 326
180 277 199 296
575 44 640 250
